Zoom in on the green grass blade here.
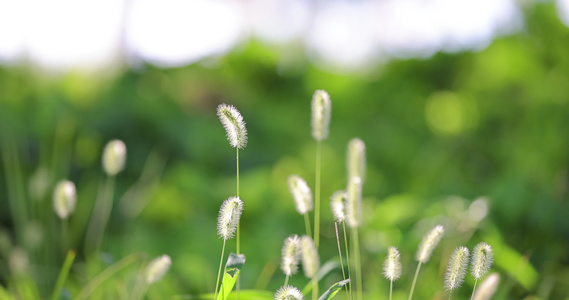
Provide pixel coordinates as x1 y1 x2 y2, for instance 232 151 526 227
51 250 76 300
318 279 351 300
217 253 246 300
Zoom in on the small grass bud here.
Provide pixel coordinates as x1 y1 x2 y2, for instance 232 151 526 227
288 175 313 215
330 190 346 223
347 138 366 181
383 246 402 281
102 139 126 176
53 180 76 219
473 273 500 300
217 196 244 241
281 235 301 277
300 235 319 279
146 254 171 284
217 104 247 149
311 90 331 141
345 176 362 228
416 224 444 263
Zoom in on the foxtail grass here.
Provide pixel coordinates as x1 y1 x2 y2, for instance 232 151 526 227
472 273 499 300
133 254 171 300
445 246 470 299
470 243 493 300
215 196 243 300
383 247 401 300
311 90 331 252
300 235 319 300
275 285 304 300
408 224 444 300
288 175 314 237
281 235 301 286
330 191 350 300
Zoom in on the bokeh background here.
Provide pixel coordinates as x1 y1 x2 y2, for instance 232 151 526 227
1 0 569 299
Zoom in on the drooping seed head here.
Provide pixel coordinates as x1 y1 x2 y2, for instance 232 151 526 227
146 254 171 284
274 285 304 300
288 175 313 215
347 138 366 182
300 235 319 278
444 246 470 291
217 196 244 240
416 224 445 263
102 139 126 176
53 180 76 219
281 235 301 277
472 273 500 300
345 176 362 228
330 190 346 223
311 90 331 141
383 246 402 282
471 242 493 280
217 104 247 149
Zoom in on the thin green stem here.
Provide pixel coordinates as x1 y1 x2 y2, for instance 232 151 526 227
448 290 453 300
314 140 321 249
304 213 312 238
133 280 149 300
236 147 240 300
471 279 478 300
351 227 362 300
312 278 318 300
62 218 69 253
389 280 393 300
85 175 116 253
214 240 226 300
408 262 422 300
76 253 142 300
284 275 289 287
334 222 349 300
343 222 352 300
51 250 76 300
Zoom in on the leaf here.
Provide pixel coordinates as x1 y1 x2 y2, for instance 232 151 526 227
217 253 246 300
318 279 351 300
301 259 339 295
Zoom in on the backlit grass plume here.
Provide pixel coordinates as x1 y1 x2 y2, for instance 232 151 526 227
53 180 76 220
472 273 500 300
445 246 470 295
215 196 244 300
217 104 247 149
102 139 126 176
347 138 366 182
288 175 313 237
134 254 172 300
217 196 244 241
345 177 362 228
281 235 301 285
384 246 402 300
275 285 304 300
311 90 331 142
301 235 319 300
470 242 493 299
330 190 346 223
408 225 445 300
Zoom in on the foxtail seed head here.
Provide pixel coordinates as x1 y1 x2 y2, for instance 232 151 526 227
288 175 313 215
311 90 331 141
345 176 362 228
53 180 76 219
103 140 126 176
217 196 244 240
444 246 470 291
383 246 402 281
416 224 445 263
471 242 493 280
347 138 366 182
274 285 304 300
146 254 171 284
330 190 346 223
217 104 247 149
300 235 319 279
281 235 301 277
472 273 500 300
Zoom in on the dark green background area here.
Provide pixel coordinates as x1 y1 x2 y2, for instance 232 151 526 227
1 3 568 299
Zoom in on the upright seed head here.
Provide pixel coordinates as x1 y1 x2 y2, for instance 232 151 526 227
345 176 362 228
444 246 470 291
281 235 301 277
416 224 445 263
311 90 331 141
471 242 493 280
102 139 126 176
300 235 319 278
146 254 172 284
217 196 244 240
287 175 313 215
217 104 247 149
472 273 500 300
347 138 366 182
383 246 402 282
274 285 304 300
330 190 346 223
53 180 76 219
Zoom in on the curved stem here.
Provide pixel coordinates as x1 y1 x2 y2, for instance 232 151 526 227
51 250 76 300
334 223 349 300
343 222 352 300
352 227 362 300
389 280 393 300
408 262 422 300
470 279 478 300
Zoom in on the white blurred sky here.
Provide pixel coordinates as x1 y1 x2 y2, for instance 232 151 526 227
0 0 567 72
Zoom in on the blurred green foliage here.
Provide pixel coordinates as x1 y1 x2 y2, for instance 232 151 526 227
1 2 569 299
